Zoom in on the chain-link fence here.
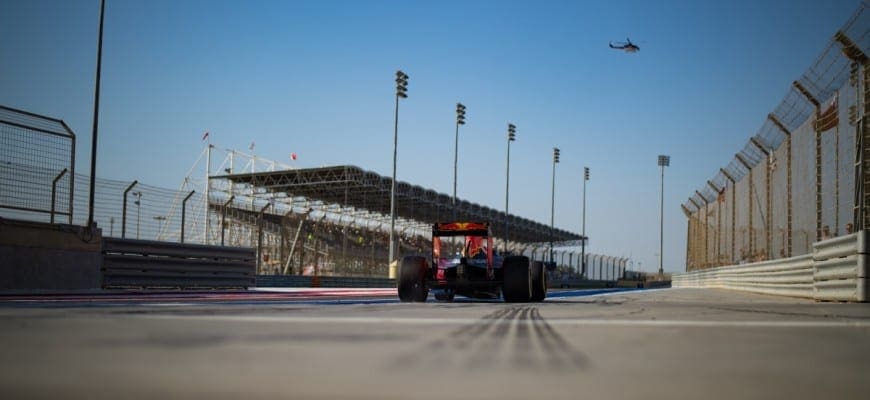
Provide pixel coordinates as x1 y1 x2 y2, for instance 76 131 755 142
0 105 75 223
685 5 870 270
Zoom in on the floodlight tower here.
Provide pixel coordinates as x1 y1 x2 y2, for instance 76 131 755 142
453 103 466 220
389 70 409 265
658 154 670 275
504 123 516 252
550 147 560 263
581 166 589 278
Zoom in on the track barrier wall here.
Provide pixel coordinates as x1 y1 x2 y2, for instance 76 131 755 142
674 231 869 302
102 237 256 289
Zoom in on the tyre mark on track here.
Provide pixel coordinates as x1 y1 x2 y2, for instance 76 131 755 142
394 306 588 371
467 307 522 368
528 308 588 369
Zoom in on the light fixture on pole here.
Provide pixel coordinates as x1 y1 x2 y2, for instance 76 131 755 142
658 154 670 275
389 70 409 266
453 102 466 220
504 123 516 253
581 166 589 278
550 147 560 263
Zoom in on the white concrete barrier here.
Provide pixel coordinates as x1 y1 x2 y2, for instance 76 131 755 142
674 231 868 302
813 231 869 302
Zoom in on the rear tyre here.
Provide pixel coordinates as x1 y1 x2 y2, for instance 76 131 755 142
398 256 429 302
530 261 547 302
502 256 531 303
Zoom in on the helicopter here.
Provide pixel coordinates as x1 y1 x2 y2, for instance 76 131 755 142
609 38 640 53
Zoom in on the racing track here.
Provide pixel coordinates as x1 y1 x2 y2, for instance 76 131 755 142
1 288 869 399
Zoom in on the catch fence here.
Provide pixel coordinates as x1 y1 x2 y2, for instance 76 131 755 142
685 5 870 270
0 105 75 223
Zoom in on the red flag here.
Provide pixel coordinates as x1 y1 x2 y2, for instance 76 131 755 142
290 152 297 160
201 131 209 141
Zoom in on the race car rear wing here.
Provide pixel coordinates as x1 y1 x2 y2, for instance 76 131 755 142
432 222 490 237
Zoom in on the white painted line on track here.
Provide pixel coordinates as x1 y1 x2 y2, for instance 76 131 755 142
548 319 870 328
549 288 672 297
139 314 870 328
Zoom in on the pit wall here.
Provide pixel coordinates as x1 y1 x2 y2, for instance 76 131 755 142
0 219 102 290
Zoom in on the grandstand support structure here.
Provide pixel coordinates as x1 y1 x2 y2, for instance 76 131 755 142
170 146 585 276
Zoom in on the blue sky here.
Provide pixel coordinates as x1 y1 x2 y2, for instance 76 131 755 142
0 0 863 272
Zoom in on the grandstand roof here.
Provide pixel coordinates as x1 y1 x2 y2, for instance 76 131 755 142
213 165 583 244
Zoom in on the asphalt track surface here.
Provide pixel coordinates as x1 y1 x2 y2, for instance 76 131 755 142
1 288 869 400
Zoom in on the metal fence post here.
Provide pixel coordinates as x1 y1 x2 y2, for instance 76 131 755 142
583 253 589 278
695 191 709 268
689 198 702 269
793 81 822 241
707 180 723 266
50 168 68 224
772 113 794 257
681 205 692 270
181 190 195 243
750 137 772 260
721 168 737 264
121 180 138 238
593 254 599 280
599 255 604 280
607 256 613 280
64 121 75 225
686 214 698 269
735 154 753 260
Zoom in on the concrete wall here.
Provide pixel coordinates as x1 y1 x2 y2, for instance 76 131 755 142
0 219 102 290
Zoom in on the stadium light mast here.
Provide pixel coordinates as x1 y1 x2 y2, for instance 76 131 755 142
581 166 589 278
453 103 466 220
658 154 670 275
550 147 560 263
389 70 409 266
504 123 516 252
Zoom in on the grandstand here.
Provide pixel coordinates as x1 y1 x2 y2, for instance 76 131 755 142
208 164 586 277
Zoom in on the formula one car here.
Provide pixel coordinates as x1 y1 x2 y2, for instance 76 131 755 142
397 222 546 302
